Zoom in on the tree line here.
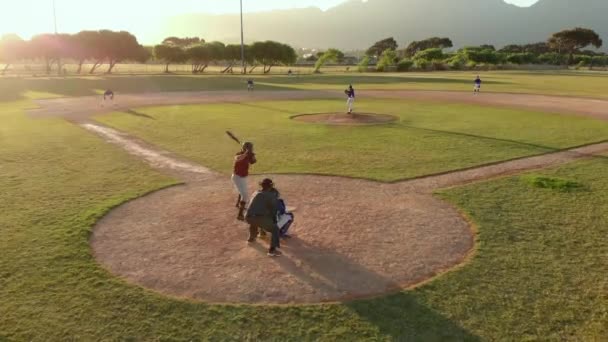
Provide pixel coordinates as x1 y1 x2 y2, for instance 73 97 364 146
355 27 605 72
0 30 148 75
0 30 297 75
0 27 605 75
153 38 296 74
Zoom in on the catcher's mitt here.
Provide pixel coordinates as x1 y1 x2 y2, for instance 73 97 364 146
344 89 349 95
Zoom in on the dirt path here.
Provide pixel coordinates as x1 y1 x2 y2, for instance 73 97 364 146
33 90 608 304
28 89 608 121
28 90 336 121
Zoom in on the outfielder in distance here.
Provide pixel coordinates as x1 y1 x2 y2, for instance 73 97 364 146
345 84 355 114
474 75 482 94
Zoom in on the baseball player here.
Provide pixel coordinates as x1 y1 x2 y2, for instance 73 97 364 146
103 89 114 101
345 84 355 114
474 76 482 94
247 79 254 92
245 178 282 257
232 142 257 221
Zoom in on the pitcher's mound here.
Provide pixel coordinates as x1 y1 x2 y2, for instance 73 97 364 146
293 113 398 125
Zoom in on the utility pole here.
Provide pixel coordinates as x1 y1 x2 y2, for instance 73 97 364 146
240 0 246 74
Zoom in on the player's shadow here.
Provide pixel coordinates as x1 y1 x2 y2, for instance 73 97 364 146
259 237 479 341
236 102 298 115
124 109 155 120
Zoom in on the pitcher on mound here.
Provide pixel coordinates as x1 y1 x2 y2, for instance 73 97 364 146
232 142 257 221
345 84 355 114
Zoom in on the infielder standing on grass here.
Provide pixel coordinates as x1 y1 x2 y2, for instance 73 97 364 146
346 84 355 114
232 142 257 221
474 75 482 94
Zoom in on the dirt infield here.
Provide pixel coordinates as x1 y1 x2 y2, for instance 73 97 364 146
28 89 608 122
292 112 398 125
29 90 608 304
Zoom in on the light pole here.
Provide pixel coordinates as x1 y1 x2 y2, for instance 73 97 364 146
53 0 62 75
52 0 58 34
240 0 246 74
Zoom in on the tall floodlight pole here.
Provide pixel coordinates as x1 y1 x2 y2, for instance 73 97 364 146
240 0 246 73
53 0 58 34
53 0 62 75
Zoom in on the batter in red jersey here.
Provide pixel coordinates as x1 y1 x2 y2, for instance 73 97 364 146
232 142 257 221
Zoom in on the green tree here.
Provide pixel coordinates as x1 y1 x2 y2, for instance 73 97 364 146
366 37 398 57
0 34 28 75
413 48 445 61
103 31 146 73
314 48 344 73
186 44 212 73
357 55 370 72
376 49 398 71
221 44 243 74
161 37 203 47
249 41 296 74
404 37 452 57
499 44 524 53
29 33 71 74
154 44 187 73
548 27 603 64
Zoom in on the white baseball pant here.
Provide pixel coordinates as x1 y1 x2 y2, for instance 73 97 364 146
231 174 249 203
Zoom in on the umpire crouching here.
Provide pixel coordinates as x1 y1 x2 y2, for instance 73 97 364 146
246 178 282 257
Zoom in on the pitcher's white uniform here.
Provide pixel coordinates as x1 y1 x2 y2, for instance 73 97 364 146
346 85 355 114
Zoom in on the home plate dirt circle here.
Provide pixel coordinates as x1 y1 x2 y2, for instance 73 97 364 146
91 174 474 305
292 112 399 125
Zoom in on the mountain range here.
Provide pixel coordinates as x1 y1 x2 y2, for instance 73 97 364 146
160 0 608 51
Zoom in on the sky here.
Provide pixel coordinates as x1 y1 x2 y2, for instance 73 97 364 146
0 0 539 42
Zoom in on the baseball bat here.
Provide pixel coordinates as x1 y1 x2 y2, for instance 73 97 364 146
226 130 241 145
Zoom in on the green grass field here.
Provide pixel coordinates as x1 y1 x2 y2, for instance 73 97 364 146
1 73 607 340
2 70 608 102
97 98 608 181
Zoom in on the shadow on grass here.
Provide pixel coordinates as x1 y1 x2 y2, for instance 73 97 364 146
253 237 479 340
0 75 294 102
262 74 506 86
125 109 155 120
348 293 480 341
236 102 300 115
399 124 558 152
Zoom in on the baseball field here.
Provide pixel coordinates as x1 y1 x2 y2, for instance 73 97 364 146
1 71 608 340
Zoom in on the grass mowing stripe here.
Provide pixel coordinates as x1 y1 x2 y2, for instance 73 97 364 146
97 99 608 181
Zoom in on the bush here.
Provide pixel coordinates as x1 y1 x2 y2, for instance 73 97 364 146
413 48 445 61
460 48 504 65
397 59 414 71
414 58 430 70
538 53 567 65
506 53 537 65
376 49 398 72
357 56 370 72
591 55 608 67
431 61 447 70
446 54 467 70
572 55 592 66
